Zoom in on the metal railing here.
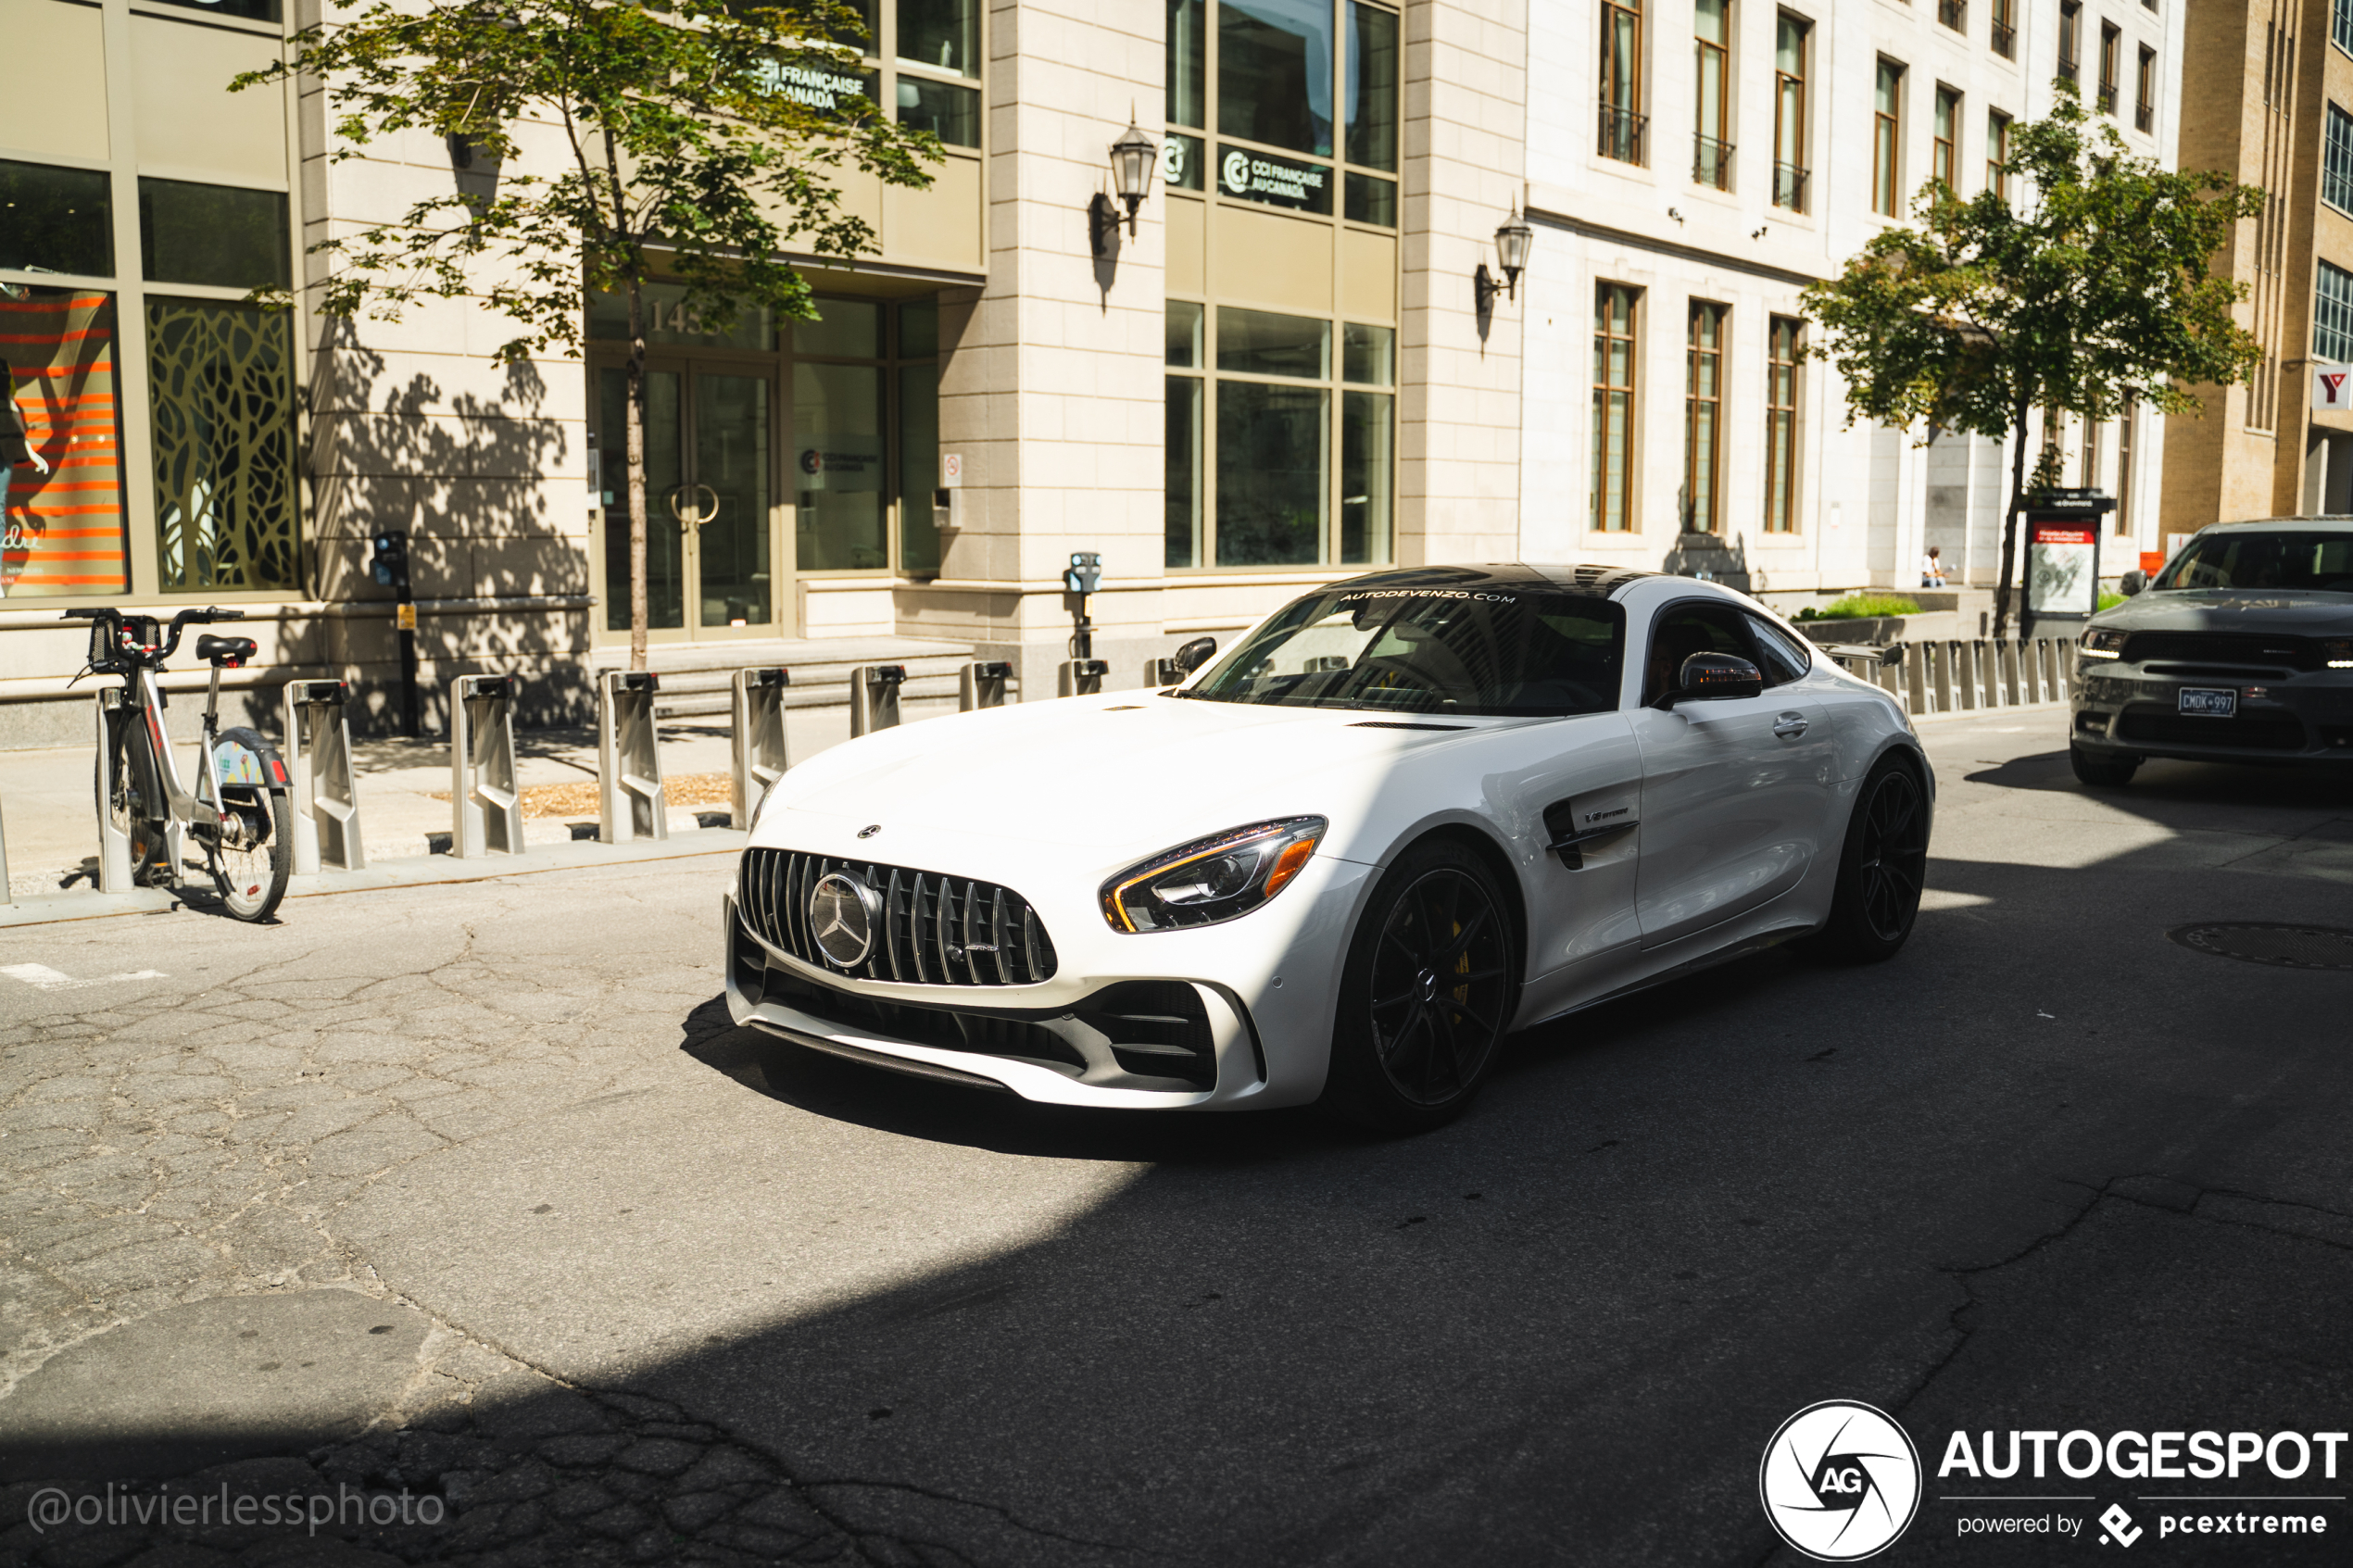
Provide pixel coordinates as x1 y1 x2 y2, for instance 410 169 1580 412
1693 134 1734 190
1598 103 1648 166
1772 161 1810 212
2135 101 2154 132
1820 636 2080 717
1939 0 1967 31
2058 57 2079 85
2097 83 2118 114
1992 19 2016 56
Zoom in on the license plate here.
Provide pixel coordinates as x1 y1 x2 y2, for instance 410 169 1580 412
2177 687 2237 718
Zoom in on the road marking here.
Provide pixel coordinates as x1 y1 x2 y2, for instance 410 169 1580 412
0 963 168 992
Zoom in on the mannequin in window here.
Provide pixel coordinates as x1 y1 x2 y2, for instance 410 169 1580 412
1 357 53 477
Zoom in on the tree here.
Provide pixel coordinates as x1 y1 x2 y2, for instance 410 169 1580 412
235 0 938 670
1801 88 2262 636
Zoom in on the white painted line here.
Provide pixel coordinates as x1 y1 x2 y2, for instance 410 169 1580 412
0 963 168 992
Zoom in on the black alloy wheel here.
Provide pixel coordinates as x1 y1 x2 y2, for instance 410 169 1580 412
1325 840 1516 1132
2069 745 2138 787
1814 756 1930 963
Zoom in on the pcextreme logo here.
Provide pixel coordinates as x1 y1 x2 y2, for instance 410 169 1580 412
1760 1400 1924 1562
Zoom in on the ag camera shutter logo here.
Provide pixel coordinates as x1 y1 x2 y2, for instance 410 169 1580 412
1759 1400 1922 1562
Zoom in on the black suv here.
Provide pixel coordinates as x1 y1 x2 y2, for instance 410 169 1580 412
2070 518 2353 785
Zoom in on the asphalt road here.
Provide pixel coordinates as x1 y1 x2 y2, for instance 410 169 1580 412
2 710 2348 1567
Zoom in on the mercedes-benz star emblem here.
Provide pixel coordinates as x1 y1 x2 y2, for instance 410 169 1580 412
857 823 881 838
808 872 881 968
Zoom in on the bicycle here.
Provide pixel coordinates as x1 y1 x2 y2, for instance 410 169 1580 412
65 605 294 922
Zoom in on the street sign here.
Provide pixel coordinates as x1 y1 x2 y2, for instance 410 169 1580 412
940 452 963 488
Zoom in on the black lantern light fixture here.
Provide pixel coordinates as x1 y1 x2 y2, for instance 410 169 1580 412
1092 114 1161 256
1474 207 1537 310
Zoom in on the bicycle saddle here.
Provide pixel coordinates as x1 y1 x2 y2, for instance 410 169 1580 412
195 633 258 668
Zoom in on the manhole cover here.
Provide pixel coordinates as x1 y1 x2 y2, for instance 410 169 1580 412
2168 922 2353 971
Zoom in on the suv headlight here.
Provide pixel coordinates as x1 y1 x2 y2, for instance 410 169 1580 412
2080 629 2129 659
1101 817 1327 933
2323 638 2353 670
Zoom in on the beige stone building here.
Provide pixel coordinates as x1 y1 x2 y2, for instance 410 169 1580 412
2159 0 2353 535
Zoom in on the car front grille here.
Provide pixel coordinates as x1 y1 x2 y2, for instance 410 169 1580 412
737 847 1058 985
2118 711 2309 750
2120 632 2321 672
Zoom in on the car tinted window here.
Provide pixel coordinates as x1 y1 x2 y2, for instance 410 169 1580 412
1642 602 1753 705
2155 532 2353 593
1744 614 1815 685
1186 587 1626 717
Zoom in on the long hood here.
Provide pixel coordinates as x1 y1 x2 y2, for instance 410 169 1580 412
757 692 1510 863
2095 590 2353 637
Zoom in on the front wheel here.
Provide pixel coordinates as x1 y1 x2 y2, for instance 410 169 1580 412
1321 839 1517 1134
204 726 292 922
2070 745 2138 788
1811 755 1930 964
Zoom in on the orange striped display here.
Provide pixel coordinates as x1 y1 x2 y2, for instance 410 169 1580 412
3 293 126 597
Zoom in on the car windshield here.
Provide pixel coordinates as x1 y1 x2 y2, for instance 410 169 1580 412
2154 532 2353 594
1182 585 1626 717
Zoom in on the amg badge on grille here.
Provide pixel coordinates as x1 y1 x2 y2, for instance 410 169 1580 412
809 872 882 967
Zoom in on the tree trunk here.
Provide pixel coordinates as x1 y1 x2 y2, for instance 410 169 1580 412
1991 397 2032 641
624 279 649 674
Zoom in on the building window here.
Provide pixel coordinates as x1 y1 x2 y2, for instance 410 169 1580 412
138 181 291 292
1773 14 1809 210
2316 261 2353 363
2337 0 2352 58
1987 110 2013 202
1345 1 1400 221
1991 0 2017 58
148 301 298 593
2058 1 2082 84
892 0 981 146
2134 46 2158 132
1938 0 1966 34
1694 0 1732 189
1220 0 1333 157
2 287 127 597
2116 395 2135 534
1765 317 1802 533
1167 302 1203 569
1600 0 1646 165
0 161 114 278
1873 60 1905 218
1932 86 1960 190
2327 104 2353 215
1684 302 1726 533
2080 413 2102 489
2098 22 2120 114
1592 285 1640 533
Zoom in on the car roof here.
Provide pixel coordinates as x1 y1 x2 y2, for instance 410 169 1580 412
2197 517 2353 533
1327 563 1665 598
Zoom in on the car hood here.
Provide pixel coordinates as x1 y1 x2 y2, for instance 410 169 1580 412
2094 590 2353 637
758 690 1515 859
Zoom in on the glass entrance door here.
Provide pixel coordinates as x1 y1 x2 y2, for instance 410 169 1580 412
597 364 775 639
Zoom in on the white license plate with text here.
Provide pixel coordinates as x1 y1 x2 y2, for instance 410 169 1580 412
2177 688 2237 718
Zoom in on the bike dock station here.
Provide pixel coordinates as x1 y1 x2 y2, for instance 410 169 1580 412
960 660 1013 712
729 667 789 827
1820 636 2080 718
849 665 906 736
282 680 367 874
450 675 526 859
597 671 669 845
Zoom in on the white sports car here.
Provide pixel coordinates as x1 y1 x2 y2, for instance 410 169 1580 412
724 565 1932 1130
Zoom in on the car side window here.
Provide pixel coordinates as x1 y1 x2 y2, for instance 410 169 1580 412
1743 614 1815 686
1641 603 1755 706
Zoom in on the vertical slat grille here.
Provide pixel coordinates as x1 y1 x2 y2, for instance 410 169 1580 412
738 847 1058 985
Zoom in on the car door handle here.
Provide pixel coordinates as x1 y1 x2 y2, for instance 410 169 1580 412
1772 712 1809 738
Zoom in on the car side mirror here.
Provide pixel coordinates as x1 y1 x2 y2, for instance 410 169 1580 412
1172 635 1217 676
2120 571 2145 596
1662 652 1764 707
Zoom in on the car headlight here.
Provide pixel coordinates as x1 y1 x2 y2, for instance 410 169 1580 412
1101 817 1327 933
2079 629 2128 659
2323 638 2353 670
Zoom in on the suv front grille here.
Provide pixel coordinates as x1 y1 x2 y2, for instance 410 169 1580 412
2118 711 2309 750
2120 632 2320 672
738 847 1058 985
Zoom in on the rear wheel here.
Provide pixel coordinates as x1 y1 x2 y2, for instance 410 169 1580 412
204 727 292 922
1322 839 1516 1134
1812 755 1930 964
2070 745 2138 788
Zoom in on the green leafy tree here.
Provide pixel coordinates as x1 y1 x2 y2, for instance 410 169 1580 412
1801 89 2262 636
235 0 938 669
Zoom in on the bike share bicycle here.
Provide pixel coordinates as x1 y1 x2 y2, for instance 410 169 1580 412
66 606 294 922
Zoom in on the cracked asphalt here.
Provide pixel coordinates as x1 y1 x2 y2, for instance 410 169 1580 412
1 711 2348 1567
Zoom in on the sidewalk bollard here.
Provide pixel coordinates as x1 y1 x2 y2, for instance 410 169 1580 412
94 689 136 892
450 674 524 858
281 679 367 874
960 660 1013 711
730 667 789 828
1058 658 1109 697
598 671 668 845
849 665 905 736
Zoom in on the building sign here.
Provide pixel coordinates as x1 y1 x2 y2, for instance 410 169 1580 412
797 438 882 492
750 57 877 118
1217 144 1333 215
2028 521 2097 617
1164 132 1204 193
2315 363 2353 410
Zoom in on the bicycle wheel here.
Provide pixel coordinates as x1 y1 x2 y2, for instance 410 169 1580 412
96 727 164 884
205 727 292 922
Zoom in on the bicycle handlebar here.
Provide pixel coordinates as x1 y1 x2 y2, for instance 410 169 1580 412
59 605 245 669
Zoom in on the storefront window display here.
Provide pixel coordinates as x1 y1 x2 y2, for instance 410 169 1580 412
3 287 127 597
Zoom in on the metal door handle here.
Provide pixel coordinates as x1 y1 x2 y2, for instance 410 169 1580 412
1772 711 1809 738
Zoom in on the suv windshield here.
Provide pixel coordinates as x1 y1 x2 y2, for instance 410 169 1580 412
2155 532 2353 594
1183 585 1626 717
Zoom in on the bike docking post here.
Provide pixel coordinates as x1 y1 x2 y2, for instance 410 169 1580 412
280 680 367 874
960 660 1012 711
597 671 668 845
449 675 524 858
849 665 905 736
94 689 136 892
729 667 789 828
1057 658 1109 697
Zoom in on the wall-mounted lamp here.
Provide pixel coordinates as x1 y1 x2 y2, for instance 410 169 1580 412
1473 207 1536 311
1091 117 1161 256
